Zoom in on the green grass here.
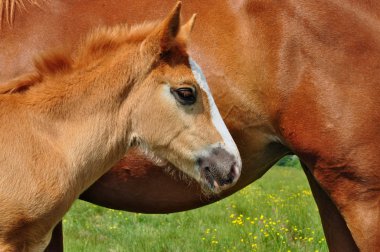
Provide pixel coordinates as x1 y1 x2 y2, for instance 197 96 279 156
63 166 328 252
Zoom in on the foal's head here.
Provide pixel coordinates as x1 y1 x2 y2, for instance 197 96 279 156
125 3 241 193
3 2 242 194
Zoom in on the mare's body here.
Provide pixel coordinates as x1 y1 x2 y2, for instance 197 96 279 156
1 0 379 251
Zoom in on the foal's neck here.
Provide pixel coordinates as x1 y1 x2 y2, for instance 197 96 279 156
22 53 139 194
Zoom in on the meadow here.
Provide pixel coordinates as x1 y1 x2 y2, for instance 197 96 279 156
63 165 328 252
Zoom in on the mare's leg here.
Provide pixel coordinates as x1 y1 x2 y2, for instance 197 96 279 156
302 163 358 252
44 221 63 252
306 160 380 251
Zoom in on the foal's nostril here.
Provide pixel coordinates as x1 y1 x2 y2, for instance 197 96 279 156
229 162 238 180
219 163 238 185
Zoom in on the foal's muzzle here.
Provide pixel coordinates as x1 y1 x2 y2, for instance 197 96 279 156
197 147 241 193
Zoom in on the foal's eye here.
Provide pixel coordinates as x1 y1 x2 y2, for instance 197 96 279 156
170 87 197 105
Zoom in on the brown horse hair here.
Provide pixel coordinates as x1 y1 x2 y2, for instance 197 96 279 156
0 0 44 25
0 21 160 94
0 72 41 94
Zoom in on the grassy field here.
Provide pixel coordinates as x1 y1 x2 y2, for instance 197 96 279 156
63 166 328 252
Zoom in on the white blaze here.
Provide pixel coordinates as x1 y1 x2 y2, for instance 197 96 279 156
189 58 242 167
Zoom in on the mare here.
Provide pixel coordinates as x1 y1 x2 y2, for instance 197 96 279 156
0 3 242 251
1 0 379 251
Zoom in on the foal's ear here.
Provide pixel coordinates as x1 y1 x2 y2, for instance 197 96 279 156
143 2 182 55
158 1 182 52
178 14 197 44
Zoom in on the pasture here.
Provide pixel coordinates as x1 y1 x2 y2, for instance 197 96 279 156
63 165 328 251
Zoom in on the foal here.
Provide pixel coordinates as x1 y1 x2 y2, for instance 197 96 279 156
0 3 241 251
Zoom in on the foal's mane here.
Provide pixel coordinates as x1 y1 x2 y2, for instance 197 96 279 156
0 22 158 95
